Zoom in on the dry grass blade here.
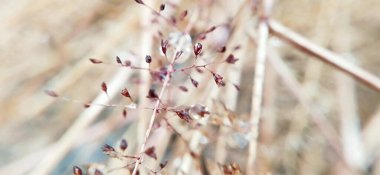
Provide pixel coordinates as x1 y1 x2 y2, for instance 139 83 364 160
268 19 380 92
247 18 270 173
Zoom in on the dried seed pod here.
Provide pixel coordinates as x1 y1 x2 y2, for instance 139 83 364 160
179 10 188 20
101 82 108 94
160 4 165 11
145 55 152 63
190 77 199 88
161 40 169 55
116 56 122 64
225 54 239 64
89 58 103 64
144 147 157 160
120 139 128 151
121 88 133 100
122 109 127 118
193 43 202 56
212 72 225 87
44 90 59 97
135 0 144 4
73 166 83 175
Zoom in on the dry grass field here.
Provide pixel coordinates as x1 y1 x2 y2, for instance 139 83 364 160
1 0 380 174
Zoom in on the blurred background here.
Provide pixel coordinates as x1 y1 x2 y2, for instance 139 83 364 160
1 0 380 174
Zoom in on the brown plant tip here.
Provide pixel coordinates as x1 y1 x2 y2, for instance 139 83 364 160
134 0 144 4
191 104 210 117
233 84 240 91
101 82 108 94
94 169 103 175
160 4 165 11
144 147 157 160
116 56 122 64
225 54 239 64
122 108 127 118
175 51 184 60
146 89 159 99
161 40 169 55
193 43 202 56
212 72 225 87
121 88 133 100
145 55 152 63
102 144 115 153
84 102 91 108
44 90 59 97
195 67 204 73
160 161 168 169
217 46 226 53
120 139 128 151
190 77 199 88
179 10 188 21
174 108 192 123
73 166 83 175
178 86 188 92
206 26 216 33
124 60 131 67
89 58 103 64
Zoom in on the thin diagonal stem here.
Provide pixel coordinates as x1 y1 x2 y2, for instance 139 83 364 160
268 19 380 92
247 19 269 173
131 68 172 175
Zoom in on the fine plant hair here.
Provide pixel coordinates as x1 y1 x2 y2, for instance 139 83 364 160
31 0 380 175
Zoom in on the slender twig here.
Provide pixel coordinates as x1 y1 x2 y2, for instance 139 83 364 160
246 15 270 174
268 19 380 92
131 48 178 174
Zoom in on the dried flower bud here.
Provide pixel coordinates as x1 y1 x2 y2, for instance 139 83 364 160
225 54 239 64
84 102 91 108
179 10 188 20
160 4 165 11
217 46 226 53
233 84 240 91
190 104 210 117
102 144 115 153
89 58 103 64
122 108 127 118
175 51 183 60
206 26 216 33
178 86 188 92
121 88 133 100
170 16 177 24
161 40 169 55
212 72 225 87
94 169 103 175
193 43 202 56
190 77 199 88
44 90 59 97
120 139 128 151
116 56 122 64
160 161 168 169
146 89 159 99
145 55 152 63
135 0 144 4
124 60 131 67
174 108 192 123
73 166 83 175
144 147 157 160
101 82 108 94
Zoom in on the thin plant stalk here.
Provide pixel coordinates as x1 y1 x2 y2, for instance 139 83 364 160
247 17 269 173
268 19 380 92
